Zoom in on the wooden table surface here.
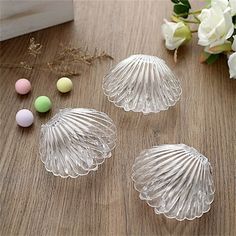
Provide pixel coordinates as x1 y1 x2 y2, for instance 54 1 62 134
0 1 235 235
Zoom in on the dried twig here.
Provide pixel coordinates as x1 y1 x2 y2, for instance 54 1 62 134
20 61 33 70
0 38 113 77
28 37 42 57
174 49 178 63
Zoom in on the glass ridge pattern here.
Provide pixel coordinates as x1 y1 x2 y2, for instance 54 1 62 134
103 54 182 114
132 144 215 221
39 108 117 178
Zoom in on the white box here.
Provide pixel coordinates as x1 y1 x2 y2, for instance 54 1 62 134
0 0 74 41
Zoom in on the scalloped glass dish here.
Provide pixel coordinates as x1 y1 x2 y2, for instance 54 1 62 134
132 144 215 221
103 54 182 114
39 108 117 178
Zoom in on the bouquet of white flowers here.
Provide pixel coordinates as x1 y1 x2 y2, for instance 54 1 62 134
162 0 236 79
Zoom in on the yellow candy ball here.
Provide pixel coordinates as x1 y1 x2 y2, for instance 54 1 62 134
56 77 73 93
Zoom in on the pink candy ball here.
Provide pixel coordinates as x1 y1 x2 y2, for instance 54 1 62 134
15 78 31 95
16 109 34 127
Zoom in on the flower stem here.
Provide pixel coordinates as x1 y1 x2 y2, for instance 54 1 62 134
191 30 198 33
188 10 202 15
193 15 200 23
174 9 202 17
183 19 200 24
172 15 200 24
174 48 178 63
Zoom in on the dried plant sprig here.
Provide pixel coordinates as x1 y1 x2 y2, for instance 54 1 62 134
0 38 113 77
28 37 43 57
47 62 81 76
53 45 114 65
20 61 33 70
47 45 113 76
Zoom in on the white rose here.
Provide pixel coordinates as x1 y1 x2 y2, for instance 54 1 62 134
211 0 236 16
232 36 236 51
228 52 236 79
229 0 236 16
211 0 229 10
162 20 191 50
198 6 234 48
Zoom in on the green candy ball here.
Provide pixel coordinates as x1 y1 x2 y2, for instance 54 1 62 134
34 96 52 113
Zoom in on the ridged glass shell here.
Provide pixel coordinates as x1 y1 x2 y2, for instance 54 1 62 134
39 108 117 178
132 144 215 221
103 54 182 114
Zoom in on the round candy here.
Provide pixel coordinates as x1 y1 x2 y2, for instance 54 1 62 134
15 78 31 95
16 109 34 127
34 96 52 113
56 77 73 93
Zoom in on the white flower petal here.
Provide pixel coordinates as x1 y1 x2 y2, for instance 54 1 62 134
198 6 234 47
232 36 236 51
229 0 236 16
162 20 189 50
228 52 236 79
211 0 229 11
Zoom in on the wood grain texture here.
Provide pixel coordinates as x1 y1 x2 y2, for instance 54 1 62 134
0 1 235 235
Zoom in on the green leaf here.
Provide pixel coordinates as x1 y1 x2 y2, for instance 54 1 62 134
206 54 220 65
171 0 179 3
179 0 191 9
174 4 190 17
233 16 236 25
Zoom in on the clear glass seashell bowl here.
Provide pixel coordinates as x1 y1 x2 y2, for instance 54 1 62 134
132 144 215 221
103 54 182 114
39 108 117 178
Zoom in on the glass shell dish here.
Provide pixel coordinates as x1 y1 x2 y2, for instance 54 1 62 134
132 144 215 221
39 108 117 178
103 54 182 114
